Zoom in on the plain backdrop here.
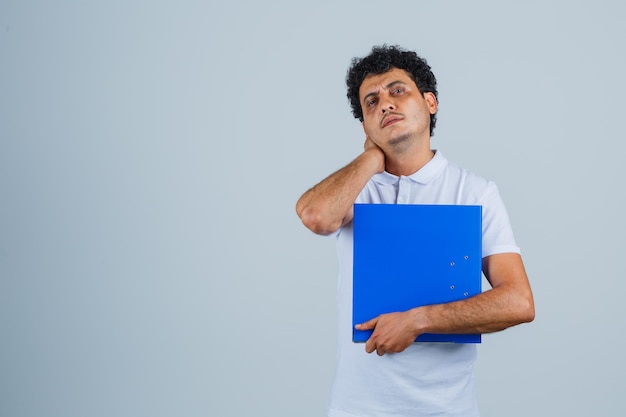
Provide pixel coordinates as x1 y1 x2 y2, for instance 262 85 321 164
1 1 625 416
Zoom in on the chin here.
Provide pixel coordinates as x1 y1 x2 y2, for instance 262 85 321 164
387 132 412 148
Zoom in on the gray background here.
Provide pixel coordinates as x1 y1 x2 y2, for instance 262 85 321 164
1 1 624 416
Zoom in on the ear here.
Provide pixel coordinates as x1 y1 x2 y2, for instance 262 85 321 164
362 121 369 137
424 92 438 115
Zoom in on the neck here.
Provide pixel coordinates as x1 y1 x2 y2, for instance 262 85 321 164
384 145 435 177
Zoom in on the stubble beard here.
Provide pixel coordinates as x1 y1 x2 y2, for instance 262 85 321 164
387 132 413 153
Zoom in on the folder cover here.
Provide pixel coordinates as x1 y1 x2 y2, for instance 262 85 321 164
352 204 482 343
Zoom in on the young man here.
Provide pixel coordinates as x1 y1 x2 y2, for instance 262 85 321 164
296 45 534 417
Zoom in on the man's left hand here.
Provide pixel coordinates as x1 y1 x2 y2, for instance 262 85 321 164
355 310 420 356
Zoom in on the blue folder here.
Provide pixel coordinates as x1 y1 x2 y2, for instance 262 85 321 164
352 204 482 343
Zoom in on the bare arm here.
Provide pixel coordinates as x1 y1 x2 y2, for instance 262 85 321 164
296 139 385 235
356 252 535 355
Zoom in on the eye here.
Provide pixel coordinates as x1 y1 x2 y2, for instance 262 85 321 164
366 98 378 107
391 87 404 95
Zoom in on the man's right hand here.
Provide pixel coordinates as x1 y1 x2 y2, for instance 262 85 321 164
364 136 385 174
296 136 386 235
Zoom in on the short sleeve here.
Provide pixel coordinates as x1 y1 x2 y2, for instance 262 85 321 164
480 182 520 257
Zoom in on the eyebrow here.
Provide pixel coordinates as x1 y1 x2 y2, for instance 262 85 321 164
362 80 409 105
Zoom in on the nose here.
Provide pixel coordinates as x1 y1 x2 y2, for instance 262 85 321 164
381 99 395 114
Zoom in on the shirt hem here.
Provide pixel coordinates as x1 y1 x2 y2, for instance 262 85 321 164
328 408 364 417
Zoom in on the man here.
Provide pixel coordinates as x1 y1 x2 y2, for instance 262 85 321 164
296 45 534 417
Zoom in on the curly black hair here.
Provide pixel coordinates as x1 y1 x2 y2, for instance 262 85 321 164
346 45 438 136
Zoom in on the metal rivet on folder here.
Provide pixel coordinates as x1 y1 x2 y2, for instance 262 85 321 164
450 261 455 267
450 285 455 290
464 255 469 260
464 292 469 296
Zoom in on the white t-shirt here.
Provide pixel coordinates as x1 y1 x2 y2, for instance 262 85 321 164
328 151 520 417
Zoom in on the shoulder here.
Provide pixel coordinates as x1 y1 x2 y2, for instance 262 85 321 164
445 157 490 186
438 154 495 204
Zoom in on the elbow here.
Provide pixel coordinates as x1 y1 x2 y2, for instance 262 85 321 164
524 299 536 324
516 293 536 324
519 303 535 325
297 205 340 235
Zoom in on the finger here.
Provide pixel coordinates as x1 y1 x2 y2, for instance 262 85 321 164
355 317 378 330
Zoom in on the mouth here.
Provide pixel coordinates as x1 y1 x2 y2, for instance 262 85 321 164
381 114 403 128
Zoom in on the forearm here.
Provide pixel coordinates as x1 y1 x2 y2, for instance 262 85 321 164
354 231 533 357
413 281 535 336
412 253 535 335
296 148 383 235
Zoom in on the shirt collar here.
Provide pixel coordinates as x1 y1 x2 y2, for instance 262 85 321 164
372 150 448 186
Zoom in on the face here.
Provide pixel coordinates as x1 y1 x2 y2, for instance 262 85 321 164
359 68 437 154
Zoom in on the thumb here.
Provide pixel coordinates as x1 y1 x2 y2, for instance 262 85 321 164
355 317 378 330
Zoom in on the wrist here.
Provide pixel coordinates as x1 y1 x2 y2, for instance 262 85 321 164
410 306 431 336
363 147 385 173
